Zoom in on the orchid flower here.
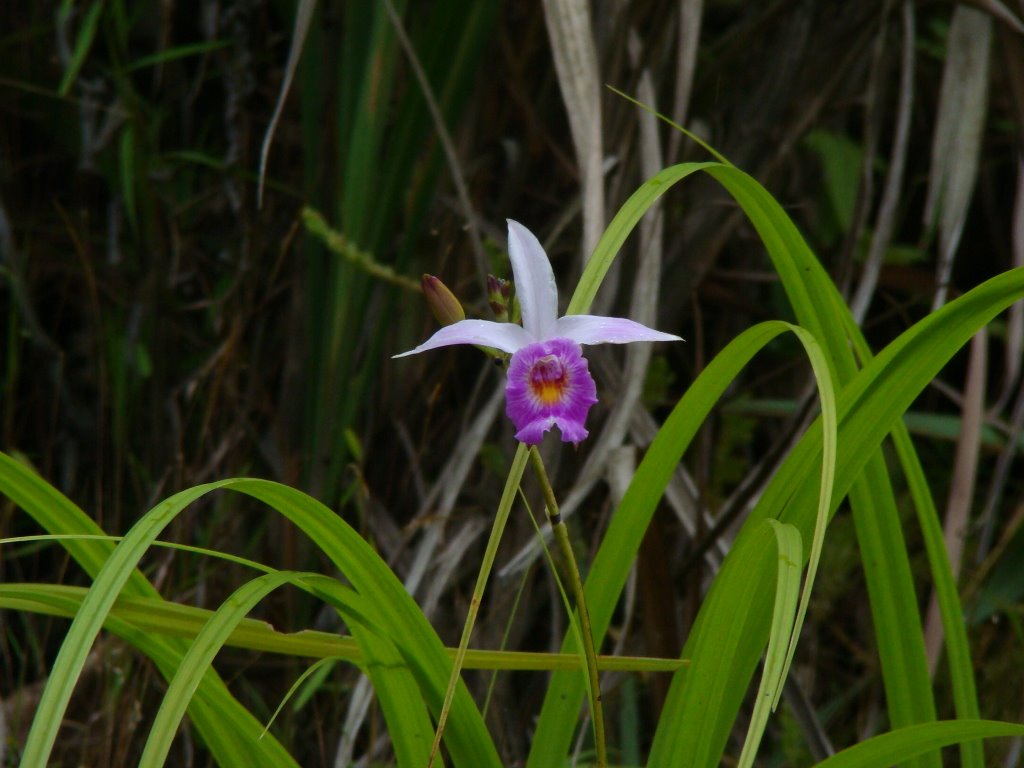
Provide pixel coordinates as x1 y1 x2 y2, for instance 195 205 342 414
396 220 682 445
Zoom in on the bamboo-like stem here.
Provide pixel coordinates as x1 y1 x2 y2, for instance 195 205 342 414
528 446 607 768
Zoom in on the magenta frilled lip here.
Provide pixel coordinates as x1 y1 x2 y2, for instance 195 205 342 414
505 338 598 445
395 220 682 446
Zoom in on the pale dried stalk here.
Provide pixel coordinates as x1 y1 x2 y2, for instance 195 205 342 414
923 329 987 674
925 5 992 310
667 0 705 163
850 0 914 324
258 0 315 208
542 0 605 268
989 158 1024 414
976 371 1024 562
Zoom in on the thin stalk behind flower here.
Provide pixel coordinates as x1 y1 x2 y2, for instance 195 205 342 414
529 446 607 767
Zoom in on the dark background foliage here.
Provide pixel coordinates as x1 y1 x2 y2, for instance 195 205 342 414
2 1 1023 764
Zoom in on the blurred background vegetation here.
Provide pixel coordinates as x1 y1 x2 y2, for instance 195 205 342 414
2 0 1023 765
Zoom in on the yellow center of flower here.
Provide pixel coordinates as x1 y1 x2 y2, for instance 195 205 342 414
529 355 568 405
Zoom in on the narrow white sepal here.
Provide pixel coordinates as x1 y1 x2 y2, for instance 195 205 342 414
506 219 559 341
554 315 683 346
392 319 533 357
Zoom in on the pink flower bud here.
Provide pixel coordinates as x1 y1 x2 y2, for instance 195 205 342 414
421 274 465 326
487 274 511 322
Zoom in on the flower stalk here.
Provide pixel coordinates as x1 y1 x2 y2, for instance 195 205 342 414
528 446 607 768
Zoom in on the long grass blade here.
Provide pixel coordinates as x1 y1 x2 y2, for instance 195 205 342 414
0 580 685 674
706 163 991 765
56 1 104 96
0 462 300 766
813 721 1024 768
530 159 1022 765
737 520 802 768
647 268 1024 765
526 319 818 766
139 571 304 768
19 484 221 766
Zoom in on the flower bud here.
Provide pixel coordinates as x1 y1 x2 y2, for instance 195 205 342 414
421 275 465 326
487 274 511 322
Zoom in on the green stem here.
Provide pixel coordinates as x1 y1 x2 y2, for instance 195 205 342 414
428 443 530 768
528 446 607 768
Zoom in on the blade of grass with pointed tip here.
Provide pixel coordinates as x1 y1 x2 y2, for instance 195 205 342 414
531 161 1017 765
708 163 990 766
649 268 1024 766
736 520 802 768
268 658 340 733
645 165 1010 767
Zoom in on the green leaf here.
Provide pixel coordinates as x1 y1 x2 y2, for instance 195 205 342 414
57 1 105 97
0 579 685 674
813 721 1024 768
529 158 1022 766
125 39 232 72
139 571 305 768
645 270 1021 765
566 162 718 316
527 320 820 767
0 459 499 766
737 520 802 768
0 457 300 766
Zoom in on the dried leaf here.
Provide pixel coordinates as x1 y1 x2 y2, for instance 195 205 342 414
924 6 992 309
258 0 316 209
541 0 605 266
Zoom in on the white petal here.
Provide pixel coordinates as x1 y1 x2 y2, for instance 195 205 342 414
554 315 683 346
393 319 533 357
507 220 558 340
